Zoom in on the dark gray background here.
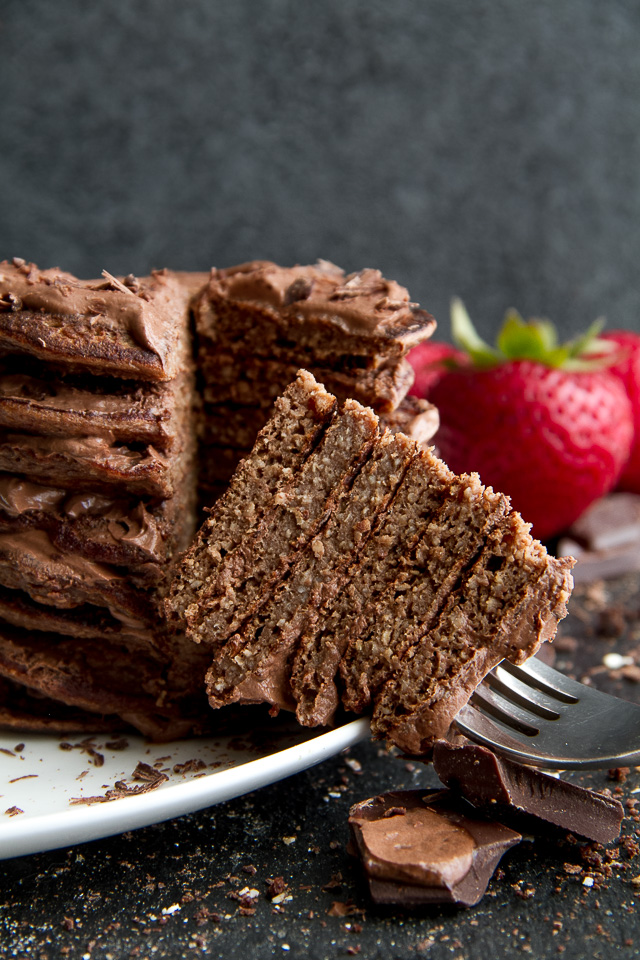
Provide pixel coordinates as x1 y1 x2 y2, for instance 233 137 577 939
1 0 639 342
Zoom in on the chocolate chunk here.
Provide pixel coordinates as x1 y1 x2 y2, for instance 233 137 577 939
569 493 640 552
558 493 640 583
348 789 520 907
433 739 624 844
283 276 313 305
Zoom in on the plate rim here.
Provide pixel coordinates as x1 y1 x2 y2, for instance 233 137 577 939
0 717 371 861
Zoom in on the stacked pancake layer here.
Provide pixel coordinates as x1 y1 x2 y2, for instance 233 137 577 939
0 259 208 739
168 371 574 755
193 260 438 503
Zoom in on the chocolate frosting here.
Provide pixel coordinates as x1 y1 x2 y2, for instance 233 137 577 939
0 261 166 353
64 494 164 555
0 476 165 557
0 528 127 586
0 476 65 515
0 433 172 498
0 373 146 417
209 260 435 342
0 260 199 379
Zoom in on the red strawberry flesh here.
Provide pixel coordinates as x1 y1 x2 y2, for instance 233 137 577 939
430 361 633 542
407 341 468 399
599 331 640 494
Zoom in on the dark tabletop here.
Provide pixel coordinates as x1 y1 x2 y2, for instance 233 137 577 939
2 572 640 960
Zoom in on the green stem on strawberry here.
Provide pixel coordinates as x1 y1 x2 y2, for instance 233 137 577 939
451 298 619 372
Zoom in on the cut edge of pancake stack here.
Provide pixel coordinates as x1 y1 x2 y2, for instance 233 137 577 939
0 259 211 740
193 259 439 504
166 370 574 756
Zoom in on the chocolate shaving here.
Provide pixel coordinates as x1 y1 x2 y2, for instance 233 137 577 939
59 738 104 767
123 274 141 293
70 761 169 805
100 270 140 298
173 758 207 774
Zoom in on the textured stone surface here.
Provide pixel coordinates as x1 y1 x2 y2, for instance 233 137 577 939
1 2 640 340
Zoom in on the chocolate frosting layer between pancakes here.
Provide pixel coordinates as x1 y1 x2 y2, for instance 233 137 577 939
0 432 174 499
0 368 191 447
0 261 201 381
207 260 436 344
0 476 170 563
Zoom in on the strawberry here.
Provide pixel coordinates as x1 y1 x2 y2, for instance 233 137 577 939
427 300 634 542
596 330 640 493
407 340 468 398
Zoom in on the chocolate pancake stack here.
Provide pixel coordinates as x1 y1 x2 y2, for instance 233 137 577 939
193 260 439 503
0 259 209 739
167 371 574 755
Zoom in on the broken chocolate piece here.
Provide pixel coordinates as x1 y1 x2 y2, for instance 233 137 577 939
569 493 640 553
433 739 624 844
558 493 640 583
348 789 520 906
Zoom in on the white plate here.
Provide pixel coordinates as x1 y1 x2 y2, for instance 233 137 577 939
0 717 370 860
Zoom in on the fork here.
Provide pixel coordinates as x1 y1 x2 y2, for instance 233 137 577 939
454 656 640 769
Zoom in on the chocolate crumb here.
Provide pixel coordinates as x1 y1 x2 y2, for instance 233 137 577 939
597 607 626 637
266 876 287 899
194 906 221 925
173 759 207 774
322 872 343 891
608 767 630 783
327 900 362 917
4 806 23 816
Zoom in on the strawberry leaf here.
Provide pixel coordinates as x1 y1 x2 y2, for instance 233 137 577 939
567 319 613 356
497 311 565 363
450 297 499 368
451 300 621 371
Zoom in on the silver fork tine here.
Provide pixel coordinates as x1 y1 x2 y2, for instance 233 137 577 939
470 685 542 735
485 668 562 721
455 655 640 769
499 658 580 703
